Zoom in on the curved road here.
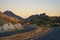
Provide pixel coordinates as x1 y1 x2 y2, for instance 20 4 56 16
0 26 60 40
29 27 60 40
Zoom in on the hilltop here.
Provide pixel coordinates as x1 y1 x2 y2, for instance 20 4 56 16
0 11 21 25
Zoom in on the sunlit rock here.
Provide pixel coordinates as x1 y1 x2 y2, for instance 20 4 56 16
0 23 23 33
2 23 16 32
14 23 23 30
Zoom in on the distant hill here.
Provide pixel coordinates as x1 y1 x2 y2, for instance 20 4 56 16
26 13 48 21
4 11 24 21
26 14 40 21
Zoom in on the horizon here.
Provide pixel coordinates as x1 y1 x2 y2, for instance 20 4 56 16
1 10 60 19
0 0 60 18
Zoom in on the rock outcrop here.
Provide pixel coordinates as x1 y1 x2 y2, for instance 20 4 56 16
0 23 23 33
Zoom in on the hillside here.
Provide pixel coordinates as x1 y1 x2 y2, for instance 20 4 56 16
0 12 20 24
4 11 24 21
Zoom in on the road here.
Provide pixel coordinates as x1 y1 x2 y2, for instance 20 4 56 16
29 27 60 40
0 27 60 40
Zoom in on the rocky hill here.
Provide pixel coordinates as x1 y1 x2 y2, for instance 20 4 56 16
0 12 20 24
4 11 24 21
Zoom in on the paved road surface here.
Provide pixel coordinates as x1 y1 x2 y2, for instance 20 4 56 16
30 27 60 40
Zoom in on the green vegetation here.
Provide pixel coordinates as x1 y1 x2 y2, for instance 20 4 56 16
32 18 60 27
27 13 60 27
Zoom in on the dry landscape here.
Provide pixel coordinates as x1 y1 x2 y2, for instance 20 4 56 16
0 12 20 24
0 27 52 40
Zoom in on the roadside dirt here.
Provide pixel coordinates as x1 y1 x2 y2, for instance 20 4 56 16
0 27 52 40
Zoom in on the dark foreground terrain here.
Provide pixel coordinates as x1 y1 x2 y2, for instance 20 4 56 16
0 27 60 40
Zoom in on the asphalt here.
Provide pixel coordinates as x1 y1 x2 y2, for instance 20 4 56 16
33 27 60 40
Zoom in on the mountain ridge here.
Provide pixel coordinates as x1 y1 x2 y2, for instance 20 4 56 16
4 11 24 20
0 11 20 24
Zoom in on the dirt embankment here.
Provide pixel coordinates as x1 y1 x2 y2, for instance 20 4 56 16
0 27 52 40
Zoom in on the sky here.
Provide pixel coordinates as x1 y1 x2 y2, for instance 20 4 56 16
0 0 60 18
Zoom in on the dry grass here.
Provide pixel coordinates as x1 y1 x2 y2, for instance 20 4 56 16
0 12 20 24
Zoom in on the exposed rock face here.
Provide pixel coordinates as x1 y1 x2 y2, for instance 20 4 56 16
0 12 23 33
14 23 23 30
0 23 23 33
3 23 16 32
